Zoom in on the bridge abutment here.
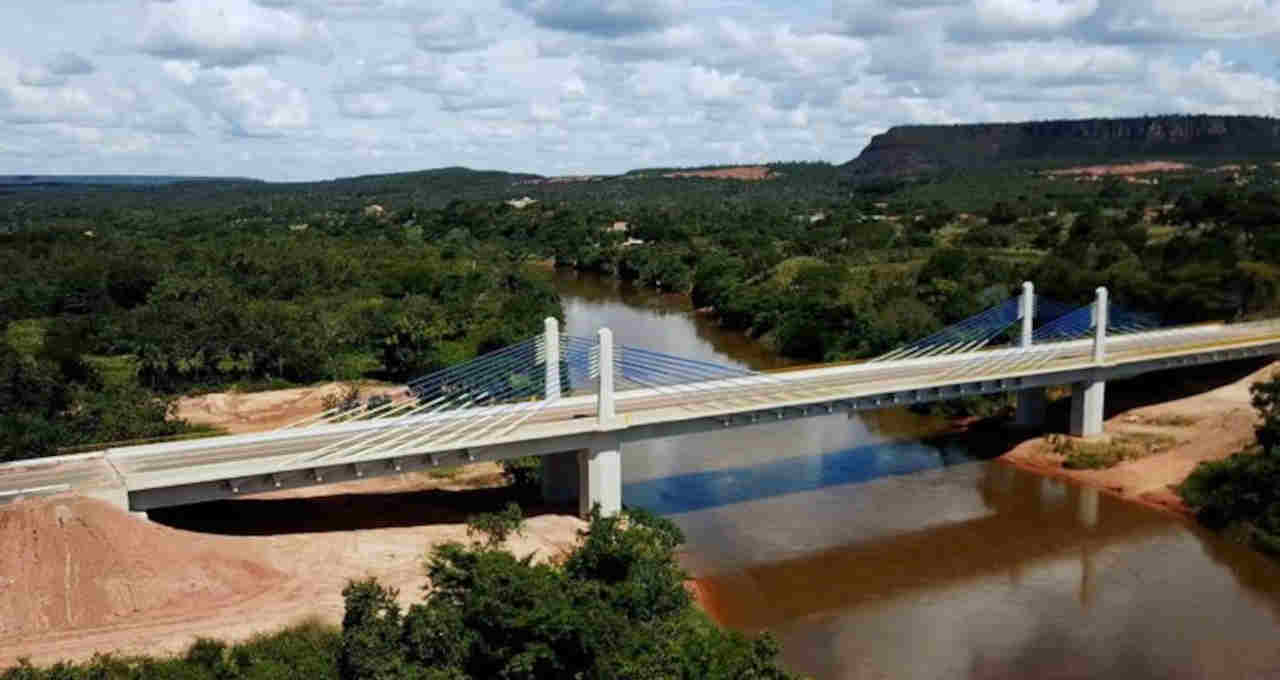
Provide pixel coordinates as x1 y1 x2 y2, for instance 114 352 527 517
1069 380 1106 438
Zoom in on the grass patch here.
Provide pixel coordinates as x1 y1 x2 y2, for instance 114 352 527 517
84 354 140 387
1048 432 1178 470
5 318 50 354
429 466 462 480
1142 414 1199 427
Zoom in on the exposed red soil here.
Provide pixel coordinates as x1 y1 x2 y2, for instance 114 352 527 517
175 382 404 434
0 497 283 642
662 166 774 181
1046 161 1192 177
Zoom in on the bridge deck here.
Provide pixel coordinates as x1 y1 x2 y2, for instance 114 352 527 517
5 319 1280 507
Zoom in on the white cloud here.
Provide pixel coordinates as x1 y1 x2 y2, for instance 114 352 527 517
47 52 94 76
948 40 1143 86
1150 50 1280 115
0 56 124 125
337 90 406 118
139 0 332 66
504 0 687 36
1099 0 1280 42
973 0 1100 34
183 66 311 136
1 0 1278 180
413 13 495 52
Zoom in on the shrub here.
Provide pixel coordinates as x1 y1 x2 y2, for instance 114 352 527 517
465 502 524 547
1179 373 1280 555
500 456 542 494
333 508 798 680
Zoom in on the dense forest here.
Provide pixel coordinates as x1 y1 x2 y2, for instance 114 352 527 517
3 155 1280 461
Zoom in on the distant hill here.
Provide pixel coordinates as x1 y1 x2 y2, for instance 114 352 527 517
840 115 1280 178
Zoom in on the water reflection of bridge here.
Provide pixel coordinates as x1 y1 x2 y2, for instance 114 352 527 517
694 464 1173 631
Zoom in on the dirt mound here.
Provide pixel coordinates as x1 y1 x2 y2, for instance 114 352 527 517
0 475 586 667
0 497 282 640
175 382 403 434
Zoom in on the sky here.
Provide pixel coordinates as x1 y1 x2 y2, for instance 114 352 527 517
1 0 1278 181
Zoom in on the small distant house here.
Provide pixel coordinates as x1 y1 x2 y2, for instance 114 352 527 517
608 221 629 232
506 196 538 209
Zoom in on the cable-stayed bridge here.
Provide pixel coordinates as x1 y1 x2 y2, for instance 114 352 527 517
4 283 1280 517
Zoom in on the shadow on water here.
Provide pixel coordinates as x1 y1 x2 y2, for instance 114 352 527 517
148 486 570 536
624 438 982 515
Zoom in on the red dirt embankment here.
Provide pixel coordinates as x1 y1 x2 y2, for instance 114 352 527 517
0 466 586 667
662 166 773 180
1045 161 1192 177
0 497 282 641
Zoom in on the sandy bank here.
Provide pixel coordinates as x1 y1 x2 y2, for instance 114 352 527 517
1000 361 1275 518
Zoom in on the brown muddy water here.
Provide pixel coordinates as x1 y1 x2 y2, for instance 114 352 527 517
554 269 1280 680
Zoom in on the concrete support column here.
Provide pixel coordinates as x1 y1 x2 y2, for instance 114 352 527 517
597 328 615 426
540 450 578 505
1092 286 1108 364
1069 379 1106 438
1019 281 1034 348
578 434 621 518
1014 282 1046 427
1015 387 1047 427
544 317 561 401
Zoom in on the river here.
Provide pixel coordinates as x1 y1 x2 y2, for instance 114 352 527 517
553 269 1280 680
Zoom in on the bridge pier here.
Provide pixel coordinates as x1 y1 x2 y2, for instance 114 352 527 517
1069 288 1109 438
1014 282 1047 428
579 435 621 518
1069 380 1106 438
537 436 622 518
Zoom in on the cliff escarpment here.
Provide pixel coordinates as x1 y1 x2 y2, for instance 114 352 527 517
841 115 1280 177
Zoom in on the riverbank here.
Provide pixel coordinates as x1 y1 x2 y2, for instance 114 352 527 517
0 466 585 668
999 360 1276 518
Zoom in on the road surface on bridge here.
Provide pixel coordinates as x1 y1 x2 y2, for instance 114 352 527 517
34 318 1271 500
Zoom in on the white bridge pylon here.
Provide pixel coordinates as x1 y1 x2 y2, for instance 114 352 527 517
268 316 800 474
